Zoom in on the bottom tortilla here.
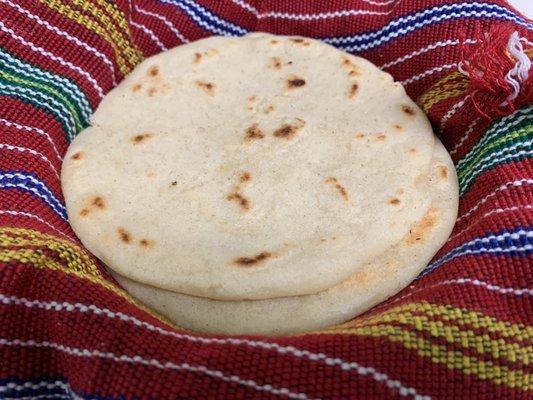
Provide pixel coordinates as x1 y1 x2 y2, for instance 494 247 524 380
112 139 458 335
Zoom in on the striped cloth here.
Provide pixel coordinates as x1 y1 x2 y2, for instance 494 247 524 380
0 0 532 399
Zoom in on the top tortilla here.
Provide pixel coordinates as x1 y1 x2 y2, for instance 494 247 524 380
62 33 436 300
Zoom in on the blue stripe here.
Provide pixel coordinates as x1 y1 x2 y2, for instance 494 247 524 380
0 171 67 220
159 1 532 51
323 2 533 51
0 376 70 399
0 377 112 400
0 49 92 121
160 0 247 36
418 226 533 278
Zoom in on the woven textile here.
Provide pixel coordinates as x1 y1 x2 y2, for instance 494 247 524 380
0 0 532 398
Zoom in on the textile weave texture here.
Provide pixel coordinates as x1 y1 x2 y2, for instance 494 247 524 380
0 0 532 399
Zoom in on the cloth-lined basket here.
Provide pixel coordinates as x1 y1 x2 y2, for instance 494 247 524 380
0 1 531 399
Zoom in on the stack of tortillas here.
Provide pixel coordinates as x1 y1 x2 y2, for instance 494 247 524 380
62 33 458 336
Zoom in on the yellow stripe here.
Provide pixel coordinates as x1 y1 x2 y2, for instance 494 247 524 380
94 0 132 36
457 126 532 179
1 227 99 276
351 312 530 364
0 228 172 325
323 324 531 390
0 70 83 130
0 248 169 323
67 0 141 63
325 302 532 342
417 72 469 112
419 86 469 113
37 0 140 75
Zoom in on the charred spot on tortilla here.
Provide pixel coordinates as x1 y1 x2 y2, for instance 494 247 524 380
245 123 265 141
439 165 449 180
240 172 251 183
131 133 153 144
270 57 282 70
388 197 401 205
71 152 83 160
348 83 359 99
148 66 159 77
227 192 250 211
286 76 306 89
234 252 272 266
273 119 305 139
325 177 349 201
92 196 105 209
402 105 416 116
290 38 310 46
139 238 154 248
118 228 132 243
406 208 438 244
196 81 216 95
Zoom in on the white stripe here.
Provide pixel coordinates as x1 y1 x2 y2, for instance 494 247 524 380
380 38 477 69
0 118 62 162
459 137 533 172
451 105 531 158
449 118 480 156
258 9 389 20
161 0 246 35
135 4 189 43
0 337 316 400
0 380 71 394
456 113 531 168
0 210 72 238
448 278 533 295
0 380 88 400
131 21 168 51
0 83 76 137
424 246 533 276
457 179 533 222
427 230 533 272
0 46 92 119
159 0 234 36
0 183 66 219
0 0 117 86
460 138 533 177
460 148 533 192
376 276 532 313
0 293 429 399
448 205 533 242
0 21 104 98
237 5 391 20
402 63 457 85
4 395 71 400
233 0 402 16
0 172 66 217
439 96 469 134
325 4 533 47
0 143 60 179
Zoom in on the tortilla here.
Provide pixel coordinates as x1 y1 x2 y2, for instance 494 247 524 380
112 140 458 335
62 33 436 300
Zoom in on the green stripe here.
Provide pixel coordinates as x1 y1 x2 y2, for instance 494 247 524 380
0 70 86 135
0 49 92 120
0 83 73 137
457 107 532 169
458 126 533 179
457 108 533 196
